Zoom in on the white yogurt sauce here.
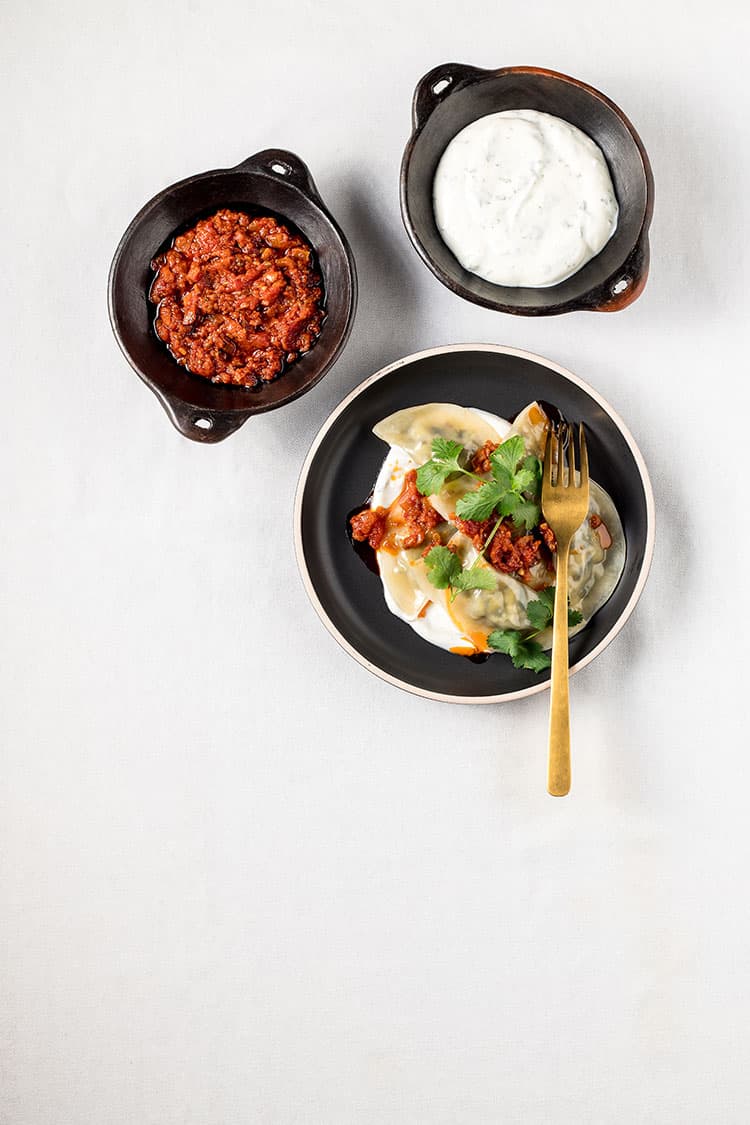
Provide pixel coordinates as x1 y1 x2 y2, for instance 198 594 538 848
432 109 619 288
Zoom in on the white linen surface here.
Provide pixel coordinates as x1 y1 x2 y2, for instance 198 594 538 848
1 1 748 1122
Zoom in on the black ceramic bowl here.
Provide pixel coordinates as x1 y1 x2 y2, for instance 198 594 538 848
295 344 655 704
108 149 357 443
401 65 654 316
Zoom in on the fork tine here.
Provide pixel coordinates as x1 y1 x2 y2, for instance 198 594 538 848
555 423 566 486
543 426 555 488
578 423 589 489
557 423 568 488
567 423 576 485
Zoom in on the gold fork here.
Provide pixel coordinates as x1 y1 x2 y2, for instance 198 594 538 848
541 423 590 797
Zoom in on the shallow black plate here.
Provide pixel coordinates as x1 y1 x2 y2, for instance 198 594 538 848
295 345 654 703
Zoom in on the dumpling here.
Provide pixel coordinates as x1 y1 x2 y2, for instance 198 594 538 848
505 400 550 458
352 400 626 659
373 403 505 465
570 479 626 623
377 547 436 621
367 408 511 653
443 534 539 638
444 481 626 650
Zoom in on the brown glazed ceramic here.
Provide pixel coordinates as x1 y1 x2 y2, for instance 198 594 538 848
108 149 357 443
400 65 654 316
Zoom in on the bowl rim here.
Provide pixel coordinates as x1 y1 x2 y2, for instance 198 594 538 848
399 64 655 316
107 148 358 442
294 342 656 705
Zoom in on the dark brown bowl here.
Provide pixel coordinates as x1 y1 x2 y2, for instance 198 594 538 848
108 149 357 443
400 64 654 316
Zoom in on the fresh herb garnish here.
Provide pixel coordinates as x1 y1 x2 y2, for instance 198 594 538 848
414 437 482 496
454 435 542 531
487 586 584 673
414 431 576 671
524 586 583 631
486 629 552 673
424 546 496 601
413 430 584 675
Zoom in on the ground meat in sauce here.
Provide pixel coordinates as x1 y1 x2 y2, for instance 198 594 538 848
398 471 442 547
455 516 552 581
149 208 324 388
470 440 499 474
350 470 441 552
350 507 388 550
538 521 557 554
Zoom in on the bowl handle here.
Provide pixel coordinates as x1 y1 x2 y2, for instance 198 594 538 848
578 235 651 313
157 392 250 444
412 63 490 131
233 148 323 202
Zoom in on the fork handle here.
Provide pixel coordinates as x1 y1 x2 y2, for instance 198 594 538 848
548 541 572 797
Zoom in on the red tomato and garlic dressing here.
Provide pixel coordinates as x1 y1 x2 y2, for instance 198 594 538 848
150 208 324 388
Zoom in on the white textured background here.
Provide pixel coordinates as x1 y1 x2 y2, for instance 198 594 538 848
2 1 748 1122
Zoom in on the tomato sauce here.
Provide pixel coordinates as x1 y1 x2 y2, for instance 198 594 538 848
149 208 324 388
349 470 442 552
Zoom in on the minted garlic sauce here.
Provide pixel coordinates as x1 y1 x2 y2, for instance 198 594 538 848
433 109 619 288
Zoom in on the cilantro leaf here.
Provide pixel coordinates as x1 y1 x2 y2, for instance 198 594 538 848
522 454 542 482
490 435 526 476
455 435 542 529
487 630 551 672
455 480 505 522
525 586 584 630
511 499 541 531
486 585 582 675
431 437 464 463
424 548 496 600
414 437 466 496
510 468 535 493
415 459 459 496
452 564 497 594
526 596 554 631
423 546 462 589
514 504 540 532
497 491 521 518
415 462 450 496
486 629 521 657
535 587 556 616
512 640 552 672
488 461 513 492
